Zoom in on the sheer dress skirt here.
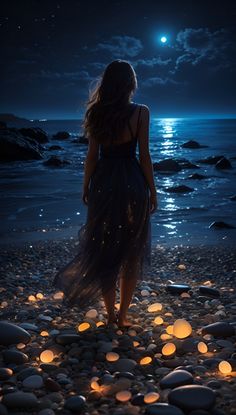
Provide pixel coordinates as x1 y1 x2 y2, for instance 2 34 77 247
53 152 152 307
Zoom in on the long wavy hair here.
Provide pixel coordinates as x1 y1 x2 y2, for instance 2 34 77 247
82 60 138 144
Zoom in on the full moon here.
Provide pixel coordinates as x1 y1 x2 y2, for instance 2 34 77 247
161 36 167 43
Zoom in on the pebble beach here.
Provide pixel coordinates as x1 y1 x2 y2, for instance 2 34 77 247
0 240 236 415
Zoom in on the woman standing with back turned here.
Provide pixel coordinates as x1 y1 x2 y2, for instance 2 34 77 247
53 60 158 327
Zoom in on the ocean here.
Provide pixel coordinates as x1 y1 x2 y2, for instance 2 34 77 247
1 117 236 246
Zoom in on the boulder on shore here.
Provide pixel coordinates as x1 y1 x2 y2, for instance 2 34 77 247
215 157 232 169
19 127 49 143
52 131 70 140
0 128 44 162
72 135 88 144
176 158 199 169
196 155 225 165
153 159 182 172
181 140 208 149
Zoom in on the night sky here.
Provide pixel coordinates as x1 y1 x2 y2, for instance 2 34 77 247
1 0 236 119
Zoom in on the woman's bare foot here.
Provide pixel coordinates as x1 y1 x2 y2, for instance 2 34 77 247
106 312 117 325
117 312 133 328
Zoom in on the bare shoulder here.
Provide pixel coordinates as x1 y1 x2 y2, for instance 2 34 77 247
138 104 150 117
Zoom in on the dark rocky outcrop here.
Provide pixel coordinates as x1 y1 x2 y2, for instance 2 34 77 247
0 113 29 123
43 156 71 168
0 128 44 162
230 194 236 201
187 173 208 180
176 159 199 169
72 135 88 144
19 127 49 144
165 185 194 193
181 140 208 149
153 159 182 172
215 157 232 169
209 221 236 229
52 131 70 140
196 155 225 165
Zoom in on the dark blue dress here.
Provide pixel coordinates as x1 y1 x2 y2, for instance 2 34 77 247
53 103 152 307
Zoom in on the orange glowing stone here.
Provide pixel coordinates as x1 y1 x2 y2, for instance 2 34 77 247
218 360 232 375
17 343 25 349
53 291 64 300
40 350 54 363
148 303 163 312
91 379 100 391
160 333 172 341
144 392 160 403
40 331 49 337
36 293 44 300
28 295 37 302
106 352 119 362
162 343 176 356
154 316 164 325
197 341 208 354
178 264 186 270
96 321 105 327
166 325 174 335
173 319 192 339
115 390 132 402
78 322 90 332
140 356 152 365
133 341 140 347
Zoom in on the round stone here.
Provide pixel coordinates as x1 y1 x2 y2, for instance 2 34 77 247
3 349 29 364
23 375 44 389
145 403 184 414
0 367 13 381
168 385 216 411
114 358 137 372
160 370 193 389
202 322 235 338
166 284 191 295
198 286 220 298
0 321 31 346
2 391 38 410
65 395 86 412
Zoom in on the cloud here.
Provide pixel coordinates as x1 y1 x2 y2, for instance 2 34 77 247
132 57 172 67
141 76 179 87
96 36 143 57
35 70 93 81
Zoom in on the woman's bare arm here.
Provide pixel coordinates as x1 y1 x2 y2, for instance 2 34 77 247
83 137 99 190
137 105 157 195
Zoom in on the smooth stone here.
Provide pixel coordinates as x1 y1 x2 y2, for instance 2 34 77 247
114 358 137 372
0 321 31 346
2 391 38 410
216 339 234 349
145 403 184 415
202 322 235 338
44 378 61 392
168 385 216 411
215 157 232 169
19 323 39 331
38 410 55 415
56 334 81 345
114 371 135 380
202 358 222 369
0 367 13 380
207 380 222 389
17 367 42 381
131 393 145 405
166 284 191 294
23 375 44 389
64 395 86 412
160 370 193 389
3 349 29 364
199 286 220 298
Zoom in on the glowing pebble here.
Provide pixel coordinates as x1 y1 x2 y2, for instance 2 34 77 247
40 331 49 337
28 295 36 302
162 343 176 356
96 321 105 327
178 264 186 270
40 350 54 363
181 292 191 298
197 341 208 353
141 290 150 296
165 312 173 317
17 343 25 349
166 325 173 335
91 379 100 390
53 291 64 300
160 333 172 341
1 301 8 308
173 319 192 339
140 356 152 365
154 316 163 325
86 309 98 319
116 390 132 402
133 341 140 347
218 360 232 375
148 303 162 312
144 392 160 403
78 322 90 332
106 352 119 362
36 293 44 299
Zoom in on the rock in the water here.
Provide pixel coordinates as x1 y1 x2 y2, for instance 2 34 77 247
199 286 220 298
166 284 191 295
209 221 235 229
160 370 193 389
0 128 44 161
215 157 232 169
72 135 88 144
168 385 215 411
229 194 236 201
19 127 49 143
176 159 200 169
0 320 31 346
3 349 29 364
64 395 86 412
187 173 208 180
23 375 44 389
153 159 182 172
145 403 184 415
202 322 235 338
196 155 224 165
52 131 70 140
2 391 38 410
181 140 207 149
165 185 194 193
43 156 70 168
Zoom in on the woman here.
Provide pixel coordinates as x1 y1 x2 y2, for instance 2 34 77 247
53 60 158 327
